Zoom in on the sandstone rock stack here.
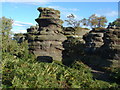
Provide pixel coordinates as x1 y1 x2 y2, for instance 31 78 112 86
27 7 67 61
102 28 120 60
83 26 120 60
83 28 106 53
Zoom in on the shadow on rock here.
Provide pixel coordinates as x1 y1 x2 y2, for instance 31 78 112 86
62 37 85 66
37 56 53 63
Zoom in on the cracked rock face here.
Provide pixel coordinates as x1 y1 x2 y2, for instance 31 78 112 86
27 7 67 61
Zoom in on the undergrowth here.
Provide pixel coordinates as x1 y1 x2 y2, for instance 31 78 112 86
2 52 119 88
1 37 119 88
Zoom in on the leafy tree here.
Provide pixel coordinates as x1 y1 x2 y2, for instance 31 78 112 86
0 17 30 59
97 16 107 27
112 18 120 27
0 17 13 38
88 14 107 28
0 17 13 53
65 14 81 28
65 14 107 29
88 14 98 28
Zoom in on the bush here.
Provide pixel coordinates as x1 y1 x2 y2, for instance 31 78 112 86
111 67 120 84
2 57 118 88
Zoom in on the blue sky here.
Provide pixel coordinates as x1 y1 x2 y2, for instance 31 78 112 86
2 2 118 33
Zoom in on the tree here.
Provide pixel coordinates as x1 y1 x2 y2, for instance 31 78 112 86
88 14 107 28
88 14 98 28
112 18 120 27
97 16 107 27
65 14 81 28
0 17 13 39
0 17 13 53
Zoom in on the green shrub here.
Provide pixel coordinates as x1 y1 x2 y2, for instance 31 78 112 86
2 55 118 88
111 67 120 84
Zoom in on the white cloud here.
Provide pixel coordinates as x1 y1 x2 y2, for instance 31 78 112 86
105 11 118 17
48 6 79 12
13 23 25 27
96 9 118 17
13 21 34 27
12 29 27 33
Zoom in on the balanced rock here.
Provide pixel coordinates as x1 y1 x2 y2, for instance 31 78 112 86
27 7 67 61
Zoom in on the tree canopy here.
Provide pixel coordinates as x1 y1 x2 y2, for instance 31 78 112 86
65 14 107 29
65 14 81 28
88 14 107 28
112 18 120 27
0 16 13 38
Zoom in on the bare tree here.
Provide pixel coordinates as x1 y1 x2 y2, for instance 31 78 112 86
65 14 81 28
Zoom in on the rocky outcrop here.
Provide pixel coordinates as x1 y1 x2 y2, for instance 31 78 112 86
64 27 89 43
63 27 75 35
103 19 120 60
101 28 120 60
83 26 120 60
83 28 107 53
27 7 67 61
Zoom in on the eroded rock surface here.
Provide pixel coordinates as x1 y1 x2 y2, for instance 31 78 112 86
83 26 120 60
102 28 120 60
83 28 107 53
27 7 67 61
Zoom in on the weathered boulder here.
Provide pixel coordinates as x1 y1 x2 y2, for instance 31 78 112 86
27 7 67 61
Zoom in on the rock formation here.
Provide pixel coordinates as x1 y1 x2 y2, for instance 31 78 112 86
102 18 120 60
83 28 107 53
101 27 120 60
27 7 67 61
64 27 89 43
83 25 120 60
